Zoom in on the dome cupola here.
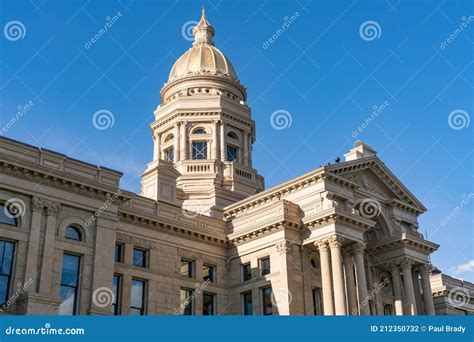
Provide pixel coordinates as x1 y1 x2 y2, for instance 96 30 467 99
161 8 246 103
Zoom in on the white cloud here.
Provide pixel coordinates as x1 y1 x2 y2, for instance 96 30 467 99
451 260 474 276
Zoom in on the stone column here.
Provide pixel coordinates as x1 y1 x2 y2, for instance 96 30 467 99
243 131 249 167
315 240 334 315
419 264 436 315
401 258 417 315
180 121 187 160
212 120 218 160
174 124 180 163
175 122 181 161
24 197 44 291
353 242 370 315
388 263 404 315
342 249 358 315
39 201 59 294
220 120 225 161
153 131 161 161
329 235 346 315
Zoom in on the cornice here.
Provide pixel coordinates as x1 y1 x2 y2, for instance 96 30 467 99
304 208 376 232
367 233 439 254
228 220 300 245
118 209 228 246
0 158 129 204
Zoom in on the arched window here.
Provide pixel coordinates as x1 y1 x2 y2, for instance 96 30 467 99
65 226 82 241
164 134 174 142
192 128 207 134
227 131 239 140
0 203 19 227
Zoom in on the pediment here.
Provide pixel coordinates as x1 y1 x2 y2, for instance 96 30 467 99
325 157 426 213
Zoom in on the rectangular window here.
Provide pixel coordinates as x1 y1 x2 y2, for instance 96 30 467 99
130 278 146 315
192 141 208 160
259 257 271 276
261 286 273 315
242 291 253 315
112 274 122 315
59 253 81 315
203 264 215 283
242 263 251 282
180 288 195 315
203 292 216 316
226 145 237 162
133 248 148 268
181 259 194 278
0 240 15 306
114 244 123 263
165 148 174 162
312 288 323 315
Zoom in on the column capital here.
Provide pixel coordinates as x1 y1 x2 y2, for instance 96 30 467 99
419 263 431 273
275 240 293 255
386 262 400 274
328 235 344 249
45 201 60 217
341 248 353 259
400 258 415 271
315 239 329 251
32 196 45 212
352 241 366 255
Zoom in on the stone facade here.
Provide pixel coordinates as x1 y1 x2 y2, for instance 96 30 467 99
0 10 443 316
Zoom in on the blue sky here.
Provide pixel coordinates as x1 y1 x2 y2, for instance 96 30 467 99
0 0 473 281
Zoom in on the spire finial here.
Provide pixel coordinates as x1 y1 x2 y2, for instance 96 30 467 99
193 6 215 45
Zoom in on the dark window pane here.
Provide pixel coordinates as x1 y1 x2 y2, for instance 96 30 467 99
262 287 273 315
242 263 251 282
226 145 237 162
65 226 81 241
114 244 123 263
133 249 147 268
131 279 145 315
203 293 215 315
59 286 76 315
0 241 14 275
180 289 194 315
260 257 270 276
312 288 323 315
193 128 206 134
243 292 253 315
59 253 80 315
203 264 215 283
60 254 80 287
165 148 174 162
0 275 9 305
0 204 18 226
112 275 121 315
192 142 207 160
181 259 194 278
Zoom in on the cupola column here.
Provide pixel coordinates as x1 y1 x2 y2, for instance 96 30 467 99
220 120 225 161
243 130 249 167
212 120 218 160
180 121 187 160
153 131 161 161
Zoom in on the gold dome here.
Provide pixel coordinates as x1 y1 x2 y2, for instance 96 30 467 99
167 8 238 82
